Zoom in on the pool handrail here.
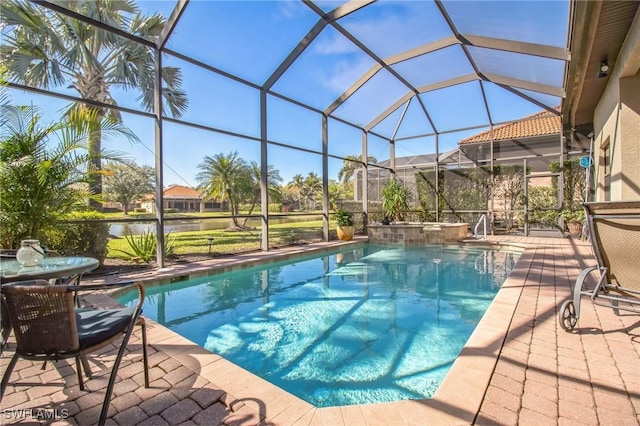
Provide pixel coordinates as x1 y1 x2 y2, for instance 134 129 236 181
474 214 487 240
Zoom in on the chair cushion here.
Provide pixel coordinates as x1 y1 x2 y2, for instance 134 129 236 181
76 307 135 350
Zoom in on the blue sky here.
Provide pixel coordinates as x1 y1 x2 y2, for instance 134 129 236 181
6 0 569 187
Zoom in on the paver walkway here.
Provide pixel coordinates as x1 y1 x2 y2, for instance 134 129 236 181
1 236 639 425
476 237 640 426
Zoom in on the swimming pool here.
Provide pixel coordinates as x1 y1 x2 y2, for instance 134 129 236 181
118 244 520 407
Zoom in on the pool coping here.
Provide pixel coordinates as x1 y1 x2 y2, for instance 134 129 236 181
93 237 533 424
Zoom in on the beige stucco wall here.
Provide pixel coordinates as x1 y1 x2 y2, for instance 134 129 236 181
593 9 640 201
619 76 640 197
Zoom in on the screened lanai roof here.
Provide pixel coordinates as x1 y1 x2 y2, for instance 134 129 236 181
20 0 571 145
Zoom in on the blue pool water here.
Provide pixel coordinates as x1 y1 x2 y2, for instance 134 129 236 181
117 244 520 407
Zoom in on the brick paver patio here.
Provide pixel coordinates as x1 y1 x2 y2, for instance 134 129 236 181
1 237 639 425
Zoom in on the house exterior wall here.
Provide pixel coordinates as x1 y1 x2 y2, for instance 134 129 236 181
140 200 154 213
619 75 640 197
593 11 640 201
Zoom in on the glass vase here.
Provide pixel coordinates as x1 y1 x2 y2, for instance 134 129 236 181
16 239 45 267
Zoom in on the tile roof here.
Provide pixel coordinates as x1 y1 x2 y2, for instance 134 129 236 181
459 108 561 144
163 184 202 199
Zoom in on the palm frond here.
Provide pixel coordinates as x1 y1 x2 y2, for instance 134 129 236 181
129 12 165 38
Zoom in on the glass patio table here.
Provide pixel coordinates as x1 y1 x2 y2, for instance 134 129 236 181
0 256 101 369
0 256 99 285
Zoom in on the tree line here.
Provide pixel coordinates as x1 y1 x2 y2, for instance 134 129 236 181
105 151 362 225
0 103 363 246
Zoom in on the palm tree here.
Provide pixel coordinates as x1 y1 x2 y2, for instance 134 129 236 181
196 151 250 228
0 105 129 248
0 0 188 210
287 174 305 210
301 172 322 211
337 154 378 186
328 180 349 210
242 161 283 225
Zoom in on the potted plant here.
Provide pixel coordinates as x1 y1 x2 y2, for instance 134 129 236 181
335 209 355 241
561 208 585 237
381 179 411 222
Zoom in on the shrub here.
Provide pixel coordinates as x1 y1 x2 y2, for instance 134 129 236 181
102 207 122 213
381 179 411 222
113 229 175 263
528 186 559 227
0 106 93 248
238 203 282 213
43 211 110 263
134 207 147 213
561 209 585 224
335 209 354 226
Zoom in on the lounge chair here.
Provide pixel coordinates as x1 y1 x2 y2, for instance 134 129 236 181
0 280 149 425
559 201 640 330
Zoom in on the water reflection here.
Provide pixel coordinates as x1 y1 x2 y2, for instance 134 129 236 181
117 244 520 407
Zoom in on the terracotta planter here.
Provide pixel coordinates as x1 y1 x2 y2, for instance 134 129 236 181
567 222 582 237
337 225 354 241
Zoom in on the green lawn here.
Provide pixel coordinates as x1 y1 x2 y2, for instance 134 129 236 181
107 219 328 259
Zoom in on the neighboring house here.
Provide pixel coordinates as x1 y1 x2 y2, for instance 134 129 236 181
458 108 565 174
139 185 225 213
357 108 569 204
457 109 566 224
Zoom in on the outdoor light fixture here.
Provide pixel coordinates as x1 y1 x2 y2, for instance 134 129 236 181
597 61 609 78
290 230 296 244
207 236 215 255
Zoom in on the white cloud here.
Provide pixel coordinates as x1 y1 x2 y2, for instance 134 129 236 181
321 56 375 93
339 2 451 57
275 1 307 20
313 32 360 55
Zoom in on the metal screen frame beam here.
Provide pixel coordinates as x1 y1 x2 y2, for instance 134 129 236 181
322 114 329 241
391 99 412 141
435 0 494 127
461 34 570 61
260 90 269 250
479 80 494 128
503 86 562 115
326 65 382 115
416 96 438 134
31 0 156 48
325 0 376 21
416 74 479 94
153 50 165 267
484 73 565 98
317 19 428 122
385 36 459 65
158 0 190 49
263 19 327 90
165 48 261 89
365 92 413 132
7 82 156 119
361 130 369 225
159 0 189 49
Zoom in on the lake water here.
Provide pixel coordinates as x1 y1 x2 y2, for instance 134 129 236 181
108 215 322 236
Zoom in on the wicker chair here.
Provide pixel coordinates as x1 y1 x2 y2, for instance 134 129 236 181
0 280 149 425
0 295 10 353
